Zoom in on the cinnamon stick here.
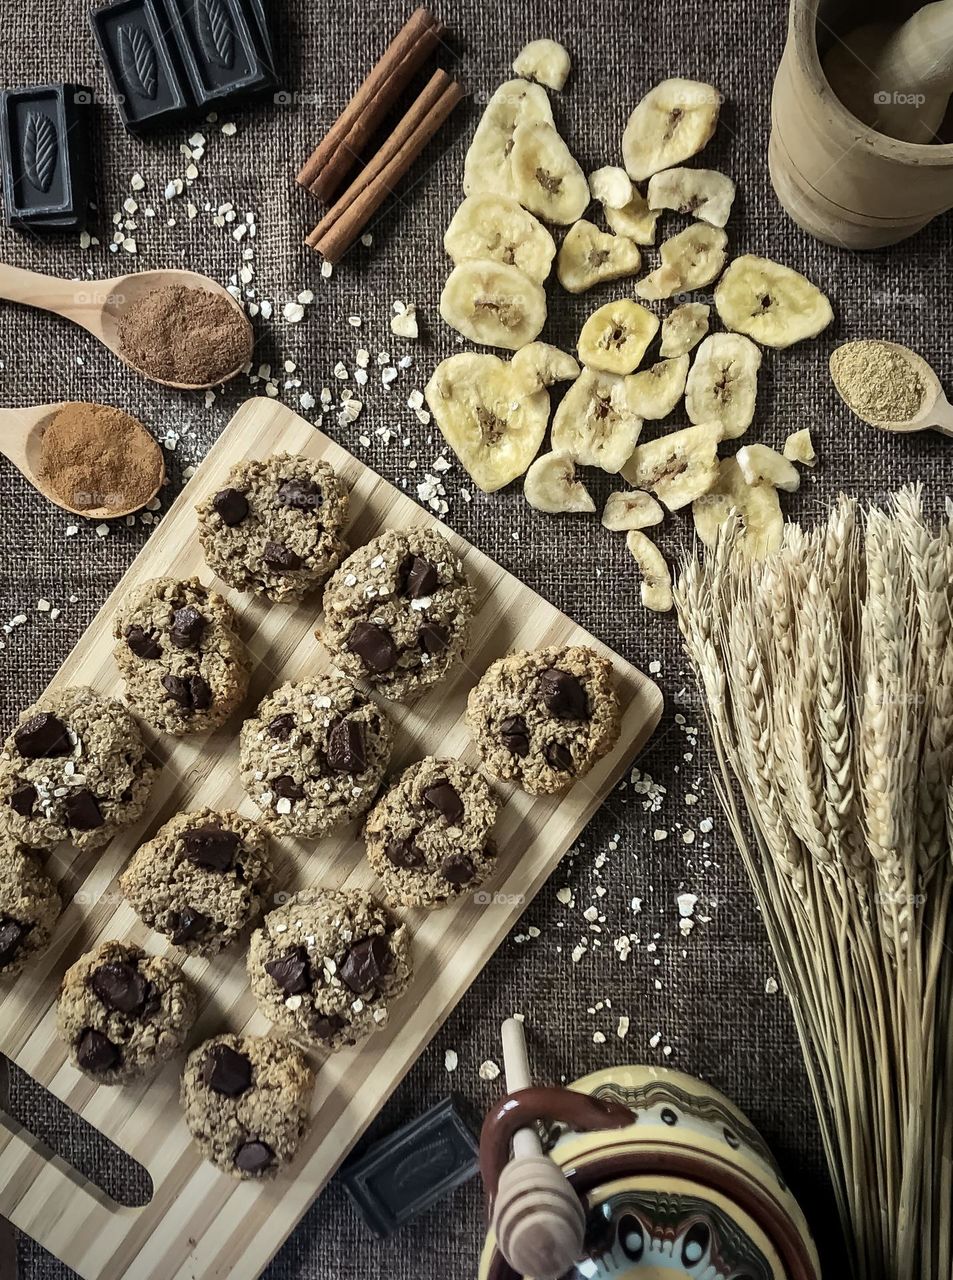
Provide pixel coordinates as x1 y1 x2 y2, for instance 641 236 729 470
297 7 446 203
306 69 464 263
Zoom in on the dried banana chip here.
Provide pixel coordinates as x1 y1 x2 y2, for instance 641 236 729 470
511 342 580 391
603 186 661 246
621 420 722 510
622 78 722 181
511 120 590 225
524 451 595 513
463 79 554 199
647 168 736 227
588 166 633 210
684 333 761 439
440 259 547 351
602 489 665 531
635 224 728 300
556 221 642 293
551 368 643 473
660 302 710 357
513 39 571 91
714 254 834 348
783 428 816 466
692 456 783 560
628 355 690 420
576 299 659 375
444 194 556 283
626 530 673 612
736 443 800 492
424 352 550 493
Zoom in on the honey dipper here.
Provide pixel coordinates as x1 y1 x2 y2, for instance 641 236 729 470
491 1018 585 1280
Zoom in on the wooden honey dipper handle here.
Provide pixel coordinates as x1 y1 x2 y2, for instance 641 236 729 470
491 1020 585 1280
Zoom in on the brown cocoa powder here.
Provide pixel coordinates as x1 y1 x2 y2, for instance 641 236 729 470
116 285 253 386
39 403 165 514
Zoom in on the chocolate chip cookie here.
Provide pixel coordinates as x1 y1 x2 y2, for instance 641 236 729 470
181 1033 315 1180
247 887 413 1052
467 646 622 795
112 576 250 736
0 841 62 978
57 940 197 1085
0 686 157 852
320 528 475 702
239 677 392 839
364 757 500 908
195 453 350 602
120 809 273 955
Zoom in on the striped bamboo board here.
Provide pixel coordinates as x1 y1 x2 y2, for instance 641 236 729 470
0 398 662 1280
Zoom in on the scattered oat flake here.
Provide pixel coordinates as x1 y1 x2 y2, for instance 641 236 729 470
617 1016 630 1039
478 1059 500 1081
444 1049 458 1072
765 976 779 995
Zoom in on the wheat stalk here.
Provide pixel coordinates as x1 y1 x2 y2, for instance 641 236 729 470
675 491 953 1280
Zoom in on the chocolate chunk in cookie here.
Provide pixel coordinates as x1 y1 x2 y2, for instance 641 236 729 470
125 625 163 659
539 668 589 720
263 946 310 995
347 621 398 673
0 843 60 977
213 488 249 526
203 1043 253 1097
169 606 206 649
14 713 71 759
339 935 391 992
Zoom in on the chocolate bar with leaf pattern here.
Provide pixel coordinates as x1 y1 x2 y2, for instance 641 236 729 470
89 0 191 131
162 0 277 107
0 84 92 230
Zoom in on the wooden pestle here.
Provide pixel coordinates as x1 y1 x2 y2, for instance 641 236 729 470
825 1 953 143
491 1020 585 1280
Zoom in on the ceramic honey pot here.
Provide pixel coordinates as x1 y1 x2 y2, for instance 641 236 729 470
770 0 953 248
479 1051 821 1280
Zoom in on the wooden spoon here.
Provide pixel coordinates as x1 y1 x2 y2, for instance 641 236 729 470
0 264 252 391
0 401 165 518
830 340 953 436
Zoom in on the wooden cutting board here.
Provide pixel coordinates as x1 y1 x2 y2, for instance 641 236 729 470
0 398 662 1280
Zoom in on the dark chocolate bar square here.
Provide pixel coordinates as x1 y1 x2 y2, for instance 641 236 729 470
161 0 277 107
340 1096 480 1238
0 84 92 231
89 0 191 131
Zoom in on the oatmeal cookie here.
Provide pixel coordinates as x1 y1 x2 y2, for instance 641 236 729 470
112 576 250 736
247 887 412 1052
364 757 499 908
0 686 157 851
196 453 349 602
181 1033 315 1180
467 646 622 795
57 940 197 1084
239 677 392 839
0 841 61 978
320 528 475 701
120 808 273 956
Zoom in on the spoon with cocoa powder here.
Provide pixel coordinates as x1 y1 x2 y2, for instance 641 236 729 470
0 264 253 390
0 401 165 518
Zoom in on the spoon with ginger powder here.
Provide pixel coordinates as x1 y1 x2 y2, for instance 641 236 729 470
0 401 165 519
830 340 953 436
0 263 252 391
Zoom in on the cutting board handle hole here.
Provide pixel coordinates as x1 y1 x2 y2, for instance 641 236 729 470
1 1057 153 1209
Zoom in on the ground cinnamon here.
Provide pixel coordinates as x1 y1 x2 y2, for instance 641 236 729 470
117 285 253 387
39 403 165 514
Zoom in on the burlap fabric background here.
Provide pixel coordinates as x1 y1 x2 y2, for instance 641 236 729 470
1 0 951 1275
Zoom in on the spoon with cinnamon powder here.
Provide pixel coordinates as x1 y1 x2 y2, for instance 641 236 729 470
0 264 253 390
0 401 165 518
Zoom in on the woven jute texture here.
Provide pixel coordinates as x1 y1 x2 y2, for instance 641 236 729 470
2 0 951 1275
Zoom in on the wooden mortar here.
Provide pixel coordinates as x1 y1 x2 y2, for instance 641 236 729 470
770 0 953 248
